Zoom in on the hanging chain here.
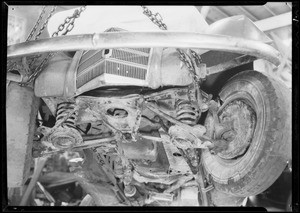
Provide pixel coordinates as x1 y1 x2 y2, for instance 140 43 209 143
8 6 56 75
20 53 56 86
34 6 58 40
19 6 198 86
141 6 201 84
27 6 57 70
142 7 210 202
52 6 86 37
141 6 167 30
8 6 48 72
26 6 47 41
20 6 86 86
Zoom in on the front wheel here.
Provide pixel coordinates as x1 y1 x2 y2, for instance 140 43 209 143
202 70 291 197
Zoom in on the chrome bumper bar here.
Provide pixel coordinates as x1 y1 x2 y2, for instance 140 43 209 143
7 32 281 66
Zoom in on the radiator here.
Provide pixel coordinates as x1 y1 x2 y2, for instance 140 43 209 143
76 28 151 88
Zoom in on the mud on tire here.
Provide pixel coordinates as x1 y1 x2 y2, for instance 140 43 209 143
202 70 291 197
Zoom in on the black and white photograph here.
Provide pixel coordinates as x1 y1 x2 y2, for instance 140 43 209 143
4 3 295 211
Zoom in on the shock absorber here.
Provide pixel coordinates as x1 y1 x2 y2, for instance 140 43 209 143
56 102 78 128
176 100 200 126
48 102 83 149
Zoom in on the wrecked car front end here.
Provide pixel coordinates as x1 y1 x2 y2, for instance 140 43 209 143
6 7 291 207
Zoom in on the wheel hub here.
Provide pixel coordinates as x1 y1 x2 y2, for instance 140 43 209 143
217 100 256 160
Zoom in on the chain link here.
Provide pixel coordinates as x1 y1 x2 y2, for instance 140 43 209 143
14 6 53 73
178 50 201 83
141 6 201 84
21 53 55 86
8 5 46 72
141 6 167 30
35 6 57 40
23 6 57 85
21 6 199 86
26 6 47 41
20 6 86 86
9 6 56 76
52 6 86 37
141 6 211 200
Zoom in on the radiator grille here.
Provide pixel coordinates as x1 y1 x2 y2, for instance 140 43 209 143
111 49 149 65
76 48 150 88
77 50 104 75
77 61 105 88
80 50 100 64
105 61 147 80
76 28 151 88
127 48 151 54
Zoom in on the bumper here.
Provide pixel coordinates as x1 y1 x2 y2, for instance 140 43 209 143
7 32 281 66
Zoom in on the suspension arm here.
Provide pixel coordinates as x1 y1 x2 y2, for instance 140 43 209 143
145 102 213 149
7 32 280 66
38 136 118 156
145 101 211 140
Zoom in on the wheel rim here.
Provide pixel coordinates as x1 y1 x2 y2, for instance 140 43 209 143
217 98 257 160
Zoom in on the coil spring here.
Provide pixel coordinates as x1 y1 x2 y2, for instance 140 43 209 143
56 102 78 129
176 100 199 126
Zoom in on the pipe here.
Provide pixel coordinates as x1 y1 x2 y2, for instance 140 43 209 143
7 32 281 66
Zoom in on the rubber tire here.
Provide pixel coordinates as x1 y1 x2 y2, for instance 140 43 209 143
202 70 291 197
